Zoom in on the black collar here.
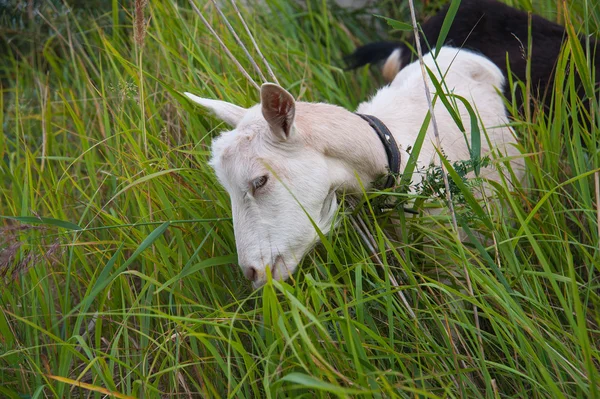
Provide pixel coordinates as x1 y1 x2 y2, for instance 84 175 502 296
355 113 401 189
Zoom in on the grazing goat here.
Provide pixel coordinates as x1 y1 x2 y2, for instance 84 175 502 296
344 0 600 109
185 47 523 287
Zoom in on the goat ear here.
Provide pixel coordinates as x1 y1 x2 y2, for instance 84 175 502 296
184 92 246 127
260 83 295 140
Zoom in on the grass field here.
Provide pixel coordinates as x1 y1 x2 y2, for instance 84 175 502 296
1 0 599 397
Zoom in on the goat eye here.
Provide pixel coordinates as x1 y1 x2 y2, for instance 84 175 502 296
252 175 268 191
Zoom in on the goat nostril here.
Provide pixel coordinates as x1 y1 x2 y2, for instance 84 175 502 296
243 266 257 281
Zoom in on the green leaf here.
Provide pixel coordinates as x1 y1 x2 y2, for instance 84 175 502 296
67 222 170 317
155 254 236 294
375 15 413 31
280 373 368 394
437 150 493 230
434 0 461 56
460 220 513 293
108 168 186 203
0 216 82 231
0 386 22 399
0 308 15 347
399 112 431 189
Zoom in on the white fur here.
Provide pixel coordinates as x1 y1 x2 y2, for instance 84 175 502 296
185 47 524 287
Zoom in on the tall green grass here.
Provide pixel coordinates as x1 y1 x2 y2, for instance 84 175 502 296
0 0 599 397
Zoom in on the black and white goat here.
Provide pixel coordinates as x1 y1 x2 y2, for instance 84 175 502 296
344 0 599 108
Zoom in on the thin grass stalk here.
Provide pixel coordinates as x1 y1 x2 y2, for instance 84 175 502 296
405 0 483 352
134 0 148 157
176 371 193 399
405 0 458 245
230 0 279 84
347 214 416 320
556 0 563 24
188 0 260 90
524 12 533 124
36 77 48 172
209 0 268 83
349 211 467 393
579 0 600 251
595 172 600 249
443 315 467 395
134 0 152 234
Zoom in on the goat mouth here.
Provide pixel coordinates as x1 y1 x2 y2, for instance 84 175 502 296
250 255 289 289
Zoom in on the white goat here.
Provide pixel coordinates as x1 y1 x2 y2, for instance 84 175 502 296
185 47 523 287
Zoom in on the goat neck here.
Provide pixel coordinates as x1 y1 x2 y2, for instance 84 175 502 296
294 102 393 193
